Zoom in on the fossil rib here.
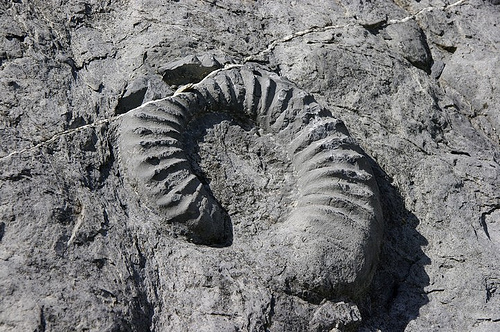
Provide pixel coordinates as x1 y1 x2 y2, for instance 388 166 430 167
118 63 383 298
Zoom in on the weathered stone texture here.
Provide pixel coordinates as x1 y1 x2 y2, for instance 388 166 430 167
1 0 499 331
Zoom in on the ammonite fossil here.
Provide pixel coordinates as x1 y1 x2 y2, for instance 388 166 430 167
118 63 383 300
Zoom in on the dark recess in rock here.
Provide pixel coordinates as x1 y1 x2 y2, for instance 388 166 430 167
116 86 148 115
160 54 227 86
162 63 219 86
0 222 5 242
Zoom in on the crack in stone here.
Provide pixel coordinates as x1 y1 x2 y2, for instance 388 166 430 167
243 0 467 63
0 64 245 162
243 23 357 63
0 116 122 161
388 0 467 24
1 0 469 163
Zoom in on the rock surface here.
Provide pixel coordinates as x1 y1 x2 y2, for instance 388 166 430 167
1 0 499 331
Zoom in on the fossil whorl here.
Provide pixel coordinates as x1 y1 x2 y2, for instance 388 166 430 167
118 63 383 298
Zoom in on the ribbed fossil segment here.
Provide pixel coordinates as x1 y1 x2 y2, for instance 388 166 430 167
118 64 383 298
278 117 383 301
119 97 232 246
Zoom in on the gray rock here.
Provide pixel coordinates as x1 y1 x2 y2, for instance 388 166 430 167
0 0 499 331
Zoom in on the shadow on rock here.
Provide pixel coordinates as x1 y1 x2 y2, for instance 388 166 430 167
361 159 430 331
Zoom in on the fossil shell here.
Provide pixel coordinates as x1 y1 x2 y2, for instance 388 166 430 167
118 63 383 299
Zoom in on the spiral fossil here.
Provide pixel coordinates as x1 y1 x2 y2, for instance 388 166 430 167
118 63 383 299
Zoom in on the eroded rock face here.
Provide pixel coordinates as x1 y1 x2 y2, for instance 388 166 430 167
1 0 499 331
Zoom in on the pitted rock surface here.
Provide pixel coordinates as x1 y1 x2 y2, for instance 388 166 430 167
1 1 499 331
